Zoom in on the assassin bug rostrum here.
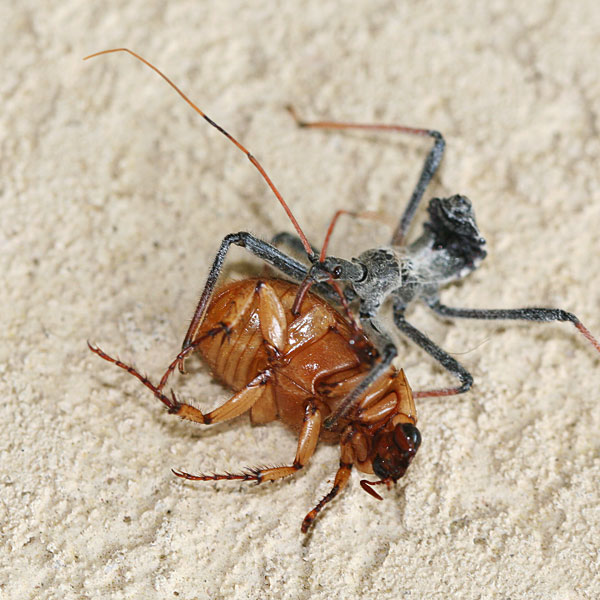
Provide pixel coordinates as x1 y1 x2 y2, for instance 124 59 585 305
85 48 600 532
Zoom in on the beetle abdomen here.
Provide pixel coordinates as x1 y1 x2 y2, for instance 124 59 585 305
194 279 364 422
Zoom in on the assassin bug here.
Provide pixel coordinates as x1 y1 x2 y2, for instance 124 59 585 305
86 48 600 530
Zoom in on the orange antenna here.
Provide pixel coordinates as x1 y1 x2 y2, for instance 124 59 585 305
84 48 315 258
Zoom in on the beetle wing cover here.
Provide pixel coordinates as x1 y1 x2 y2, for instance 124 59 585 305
258 283 288 351
285 305 335 353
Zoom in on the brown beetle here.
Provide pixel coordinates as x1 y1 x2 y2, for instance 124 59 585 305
89 277 420 532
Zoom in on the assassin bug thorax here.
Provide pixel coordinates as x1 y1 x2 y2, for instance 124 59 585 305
86 48 600 532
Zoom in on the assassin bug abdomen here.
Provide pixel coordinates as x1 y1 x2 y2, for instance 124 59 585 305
90 278 420 532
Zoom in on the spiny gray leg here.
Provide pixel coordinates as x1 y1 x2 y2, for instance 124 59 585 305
392 307 473 396
182 232 310 352
323 343 397 430
391 130 446 245
428 299 577 323
324 316 398 430
426 298 600 354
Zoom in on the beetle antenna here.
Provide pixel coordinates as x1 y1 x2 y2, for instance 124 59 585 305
84 48 315 258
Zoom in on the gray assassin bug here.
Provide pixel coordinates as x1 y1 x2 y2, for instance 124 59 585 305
86 49 600 529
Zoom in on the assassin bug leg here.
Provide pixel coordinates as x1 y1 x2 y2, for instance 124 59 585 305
289 109 600 416
285 105 445 245
425 300 600 354
399 301 600 398
392 310 473 399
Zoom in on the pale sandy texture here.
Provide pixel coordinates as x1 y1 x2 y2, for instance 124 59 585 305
2 2 600 599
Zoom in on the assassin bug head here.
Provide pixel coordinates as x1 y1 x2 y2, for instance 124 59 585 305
308 255 365 284
361 422 421 500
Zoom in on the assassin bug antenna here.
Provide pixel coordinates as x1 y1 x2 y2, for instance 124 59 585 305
83 48 315 260
291 209 382 318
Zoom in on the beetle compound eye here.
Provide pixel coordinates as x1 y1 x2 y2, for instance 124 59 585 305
372 456 388 480
332 265 343 279
395 423 421 452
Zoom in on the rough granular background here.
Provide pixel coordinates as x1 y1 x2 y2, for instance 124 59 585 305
2 2 600 599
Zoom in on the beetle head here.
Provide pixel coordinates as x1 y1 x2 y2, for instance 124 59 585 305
361 422 421 499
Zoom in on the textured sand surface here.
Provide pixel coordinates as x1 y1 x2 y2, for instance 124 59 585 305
2 2 600 599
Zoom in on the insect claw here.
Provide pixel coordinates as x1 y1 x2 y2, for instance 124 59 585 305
360 479 385 501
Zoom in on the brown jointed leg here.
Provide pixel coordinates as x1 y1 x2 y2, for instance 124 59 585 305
173 399 323 484
301 431 355 533
88 342 270 425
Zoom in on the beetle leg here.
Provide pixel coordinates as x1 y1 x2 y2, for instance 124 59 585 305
173 399 322 484
356 394 398 424
301 428 355 533
256 281 288 352
158 289 260 392
355 369 416 425
88 342 270 424
158 278 288 393
177 371 271 424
